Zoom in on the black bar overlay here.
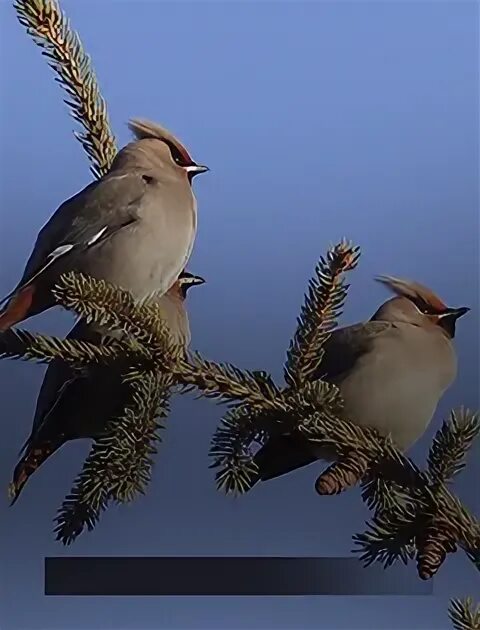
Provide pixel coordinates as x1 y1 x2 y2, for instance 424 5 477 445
45 557 432 596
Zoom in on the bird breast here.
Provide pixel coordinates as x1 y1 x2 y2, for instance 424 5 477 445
154 293 191 348
82 180 197 301
336 323 457 451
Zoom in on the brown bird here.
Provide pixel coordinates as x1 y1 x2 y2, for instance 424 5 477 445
253 275 469 483
0 118 208 331
8 272 205 505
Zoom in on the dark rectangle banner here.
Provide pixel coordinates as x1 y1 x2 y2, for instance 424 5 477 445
45 557 432 596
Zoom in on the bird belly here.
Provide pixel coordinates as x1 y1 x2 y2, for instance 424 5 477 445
337 339 456 451
81 199 196 300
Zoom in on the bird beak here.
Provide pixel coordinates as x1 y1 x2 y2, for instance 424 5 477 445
192 275 206 286
438 306 470 321
183 164 209 177
434 306 469 338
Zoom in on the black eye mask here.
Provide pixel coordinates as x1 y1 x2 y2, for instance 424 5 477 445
411 298 443 316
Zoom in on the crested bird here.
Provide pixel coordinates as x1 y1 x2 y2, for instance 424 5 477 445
8 271 205 505
253 275 469 484
0 118 208 332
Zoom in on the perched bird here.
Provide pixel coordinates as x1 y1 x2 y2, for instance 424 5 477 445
8 271 205 505
0 118 208 331
253 275 469 483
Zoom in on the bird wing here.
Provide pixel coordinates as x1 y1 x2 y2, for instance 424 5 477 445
1 172 147 305
253 320 393 483
314 320 393 384
19 321 102 454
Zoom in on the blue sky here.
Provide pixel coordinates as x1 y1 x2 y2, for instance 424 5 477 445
0 1 478 629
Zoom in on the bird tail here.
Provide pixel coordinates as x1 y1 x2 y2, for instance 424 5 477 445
253 434 318 483
8 437 63 506
0 285 36 332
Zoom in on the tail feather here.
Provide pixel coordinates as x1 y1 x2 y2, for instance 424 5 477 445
254 434 318 483
8 437 64 506
0 285 36 332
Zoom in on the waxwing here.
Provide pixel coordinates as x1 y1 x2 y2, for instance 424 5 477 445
0 118 208 331
253 276 469 483
8 272 205 504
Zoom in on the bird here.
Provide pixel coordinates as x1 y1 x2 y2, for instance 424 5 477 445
252 275 470 484
8 271 205 505
0 118 209 332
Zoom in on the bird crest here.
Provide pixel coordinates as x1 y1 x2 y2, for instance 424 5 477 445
128 118 193 165
375 275 448 312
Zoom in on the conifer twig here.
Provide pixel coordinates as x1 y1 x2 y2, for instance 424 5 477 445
14 0 117 177
52 272 291 411
284 239 360 388
449 597 480 630
2 243 478 578
107 370 173 504
427 408 479 483
354 412 480 579
54 368 172 544
0 327 124 366
52 272 174 353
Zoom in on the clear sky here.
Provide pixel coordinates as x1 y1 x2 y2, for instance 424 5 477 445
0 1 478 629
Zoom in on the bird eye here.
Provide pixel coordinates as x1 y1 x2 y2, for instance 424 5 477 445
418 303 438 316
412 299 435 315
164 140 191 167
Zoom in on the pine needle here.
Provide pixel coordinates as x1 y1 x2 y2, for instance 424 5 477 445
427 408 479 483
54 368 172 544
0 327 123 365
55 271 292 411
3 233 478 578
52 272 178 358
174 352 286 410
449 598 480 630
361 476 413 515
355 472 480 578
353 503 420 568
284 239 360 388
107 370 172 504
209 405 266 495
14 0 117 177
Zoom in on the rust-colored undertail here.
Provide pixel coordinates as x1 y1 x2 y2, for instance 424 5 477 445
8 436 64 505
0 285 36 332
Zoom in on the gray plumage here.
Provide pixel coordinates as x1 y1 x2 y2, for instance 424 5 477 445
0 118 208 330
254 276 469 483
9 272 205 504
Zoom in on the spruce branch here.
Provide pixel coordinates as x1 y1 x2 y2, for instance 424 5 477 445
357 479 480 579
209 405 272 495
107 369 172 504
14 0 117 177
175 353 286 410
54 271 292 411
54 368 172 544
208 379 345 496
449 598 480 630
52 272 174 352
353 503 419 568
208 239 358 496
0 327 124 366
284 239 360 388
427 408 479 483
354 413 480 579
3 239 478 580
361 475 413 514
